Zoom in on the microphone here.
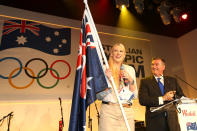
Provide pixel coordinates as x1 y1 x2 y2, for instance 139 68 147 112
120 65 129 86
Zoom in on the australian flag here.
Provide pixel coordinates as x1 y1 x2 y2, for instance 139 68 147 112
0 20 71 56
68 9 108 131
186 122 197 131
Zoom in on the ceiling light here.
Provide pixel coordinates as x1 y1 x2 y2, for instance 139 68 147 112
170 7 182 23
181 13 188 20
133 0 144 14
115 0 129 9
157 1 171 25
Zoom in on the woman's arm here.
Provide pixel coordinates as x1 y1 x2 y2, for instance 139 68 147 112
125 65 138 98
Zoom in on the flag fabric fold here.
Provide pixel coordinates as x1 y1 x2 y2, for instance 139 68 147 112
68 8 108 131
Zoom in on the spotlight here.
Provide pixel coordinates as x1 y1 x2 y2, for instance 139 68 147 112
133 0 144 14
157 1 171 25
170 7 181 23
120 5 126 10
115 0 129 9
181 13 188 20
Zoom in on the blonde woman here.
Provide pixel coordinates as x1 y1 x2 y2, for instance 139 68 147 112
97 43 138 131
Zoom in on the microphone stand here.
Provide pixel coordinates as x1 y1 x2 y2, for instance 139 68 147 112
58 97 64 131
175 74 197 91
88 105 92 131
88 102 100 131
0 112 13 131
94 102 100 125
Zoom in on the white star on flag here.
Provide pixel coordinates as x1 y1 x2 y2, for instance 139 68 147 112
86 77 93 90
16 35 27 45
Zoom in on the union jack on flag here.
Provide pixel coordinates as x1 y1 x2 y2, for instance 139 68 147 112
3 20 40 36
68 9 108 131
0 20 71 56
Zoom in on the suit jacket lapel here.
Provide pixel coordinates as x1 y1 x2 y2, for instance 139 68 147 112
151 75 163 95
164 76 169 93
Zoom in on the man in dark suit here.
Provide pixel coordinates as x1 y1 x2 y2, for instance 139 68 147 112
138 57 184 131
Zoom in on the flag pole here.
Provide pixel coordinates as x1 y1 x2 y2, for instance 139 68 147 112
83 0 131 130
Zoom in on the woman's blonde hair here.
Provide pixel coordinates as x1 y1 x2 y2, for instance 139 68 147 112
108 43 126 88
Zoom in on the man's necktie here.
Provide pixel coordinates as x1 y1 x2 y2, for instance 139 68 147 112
157 78 165 95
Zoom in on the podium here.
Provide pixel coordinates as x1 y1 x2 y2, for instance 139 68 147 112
150 97 197 131
177 98 197 131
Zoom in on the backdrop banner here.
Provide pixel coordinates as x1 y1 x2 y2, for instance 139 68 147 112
0 17 151 100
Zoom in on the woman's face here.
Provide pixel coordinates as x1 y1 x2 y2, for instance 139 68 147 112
111 45 125 64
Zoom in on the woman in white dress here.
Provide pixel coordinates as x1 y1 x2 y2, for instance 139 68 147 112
97 43 138 131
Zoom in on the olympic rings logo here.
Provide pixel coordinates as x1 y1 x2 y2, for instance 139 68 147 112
0 57 71 89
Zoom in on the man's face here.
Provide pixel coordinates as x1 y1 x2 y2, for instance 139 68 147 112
151 59 165 77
